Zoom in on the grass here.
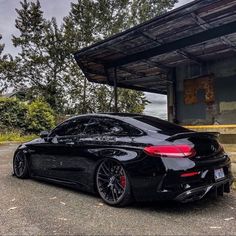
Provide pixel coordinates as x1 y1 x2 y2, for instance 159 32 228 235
0 132 38 143
233 181 236 190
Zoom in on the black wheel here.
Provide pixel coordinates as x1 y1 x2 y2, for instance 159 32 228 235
96 159 132 206
13 151 29 179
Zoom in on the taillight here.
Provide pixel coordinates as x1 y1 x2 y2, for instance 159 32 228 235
144 145 196 158
180 171 200 177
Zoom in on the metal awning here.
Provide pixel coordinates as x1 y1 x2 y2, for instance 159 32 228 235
74 0 236 94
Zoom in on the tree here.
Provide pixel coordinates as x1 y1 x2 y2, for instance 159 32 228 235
0 97 56 134
11 0 177 115
12 0 69 113
0 97 27 131
0 35 4 55
0 34 17 94
0 34 5 93
63 0 177 113
26 99 56 133
130 0 177 25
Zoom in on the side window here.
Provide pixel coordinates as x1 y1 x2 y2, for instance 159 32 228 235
119 122 143 136
83 118 106 135
83 117 143 136
50 118 90 137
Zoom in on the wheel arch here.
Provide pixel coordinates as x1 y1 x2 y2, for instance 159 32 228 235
93 157 134 197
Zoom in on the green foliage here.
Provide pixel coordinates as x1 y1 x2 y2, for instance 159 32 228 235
130 0 177 25
0 131 37 143
0 35 17 94
4 0 177 115
0 34 4 55
26 99 56 133
0 97 27 131
117 89 148 113
12 1 68 113
0 97 55 134
63 0 178 114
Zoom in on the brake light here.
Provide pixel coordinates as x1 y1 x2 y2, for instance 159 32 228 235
144 145 196 158
181 171 200 177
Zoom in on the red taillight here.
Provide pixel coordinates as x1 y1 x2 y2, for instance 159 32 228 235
180 171 200 177
144 145 196 158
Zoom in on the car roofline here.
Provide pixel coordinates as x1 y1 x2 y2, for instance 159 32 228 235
66 113 146 120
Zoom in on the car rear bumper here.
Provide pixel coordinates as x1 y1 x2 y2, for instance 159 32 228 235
131 159 233 202
174 178 233 203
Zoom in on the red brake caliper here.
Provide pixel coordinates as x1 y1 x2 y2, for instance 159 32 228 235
120 175 126 188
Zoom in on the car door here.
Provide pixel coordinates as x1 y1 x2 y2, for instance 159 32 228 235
49 117 117 188
29 117 91 183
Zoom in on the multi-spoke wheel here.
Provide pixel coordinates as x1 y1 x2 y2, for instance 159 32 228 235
13 151 29 179
96 159 132 206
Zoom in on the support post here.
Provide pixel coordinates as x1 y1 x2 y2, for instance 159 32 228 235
114 67 118 112
167 68 177 123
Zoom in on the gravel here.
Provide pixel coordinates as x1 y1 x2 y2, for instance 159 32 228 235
1 143 236 235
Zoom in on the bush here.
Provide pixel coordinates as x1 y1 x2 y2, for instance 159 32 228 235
0 131 37 143
26 99 56 133
0 97 27 131
0 97 56 134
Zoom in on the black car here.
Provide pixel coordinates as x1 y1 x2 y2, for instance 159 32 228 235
13 113 233 206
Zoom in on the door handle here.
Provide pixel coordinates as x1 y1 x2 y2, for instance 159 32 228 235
66 141 75 145
27 149 35 153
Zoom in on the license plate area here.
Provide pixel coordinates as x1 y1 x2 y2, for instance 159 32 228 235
214 168 225 181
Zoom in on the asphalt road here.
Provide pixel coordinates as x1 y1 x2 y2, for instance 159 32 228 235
1 144 236 235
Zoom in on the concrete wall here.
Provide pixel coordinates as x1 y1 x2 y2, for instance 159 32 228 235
175 57 236 125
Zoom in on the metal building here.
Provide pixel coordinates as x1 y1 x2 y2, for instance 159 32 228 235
75 0 236 125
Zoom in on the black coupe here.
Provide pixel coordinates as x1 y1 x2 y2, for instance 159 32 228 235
13 113 233 206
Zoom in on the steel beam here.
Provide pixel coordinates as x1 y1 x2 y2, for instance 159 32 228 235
83 68 106 77
191 13 236 52
167 69 177 123
107 45 170 72
107 20 236 68
139 30 203 64
114 67 118 112
117 83 167 95
121 75 168 85
118 66 146 77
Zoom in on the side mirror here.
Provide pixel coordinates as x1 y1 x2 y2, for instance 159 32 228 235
40 131 49 139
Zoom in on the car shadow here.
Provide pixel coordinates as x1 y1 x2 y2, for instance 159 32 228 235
130 195 231 214
40 176 231 214
32 177 99 197
12 174 233 213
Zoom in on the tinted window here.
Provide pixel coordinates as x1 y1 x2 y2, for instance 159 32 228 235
132 115 189 135
83 119 106 135
84 117 143 136
50 118 90 136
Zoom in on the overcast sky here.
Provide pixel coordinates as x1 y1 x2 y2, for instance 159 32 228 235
0 0 77 55
0 0 191 56
0 0 191 118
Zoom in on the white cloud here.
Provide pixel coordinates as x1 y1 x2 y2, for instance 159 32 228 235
174 0 192 8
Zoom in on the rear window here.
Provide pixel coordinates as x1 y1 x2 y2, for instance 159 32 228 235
132 115 189 135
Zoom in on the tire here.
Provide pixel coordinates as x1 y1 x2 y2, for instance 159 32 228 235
96 159 132 207
13 151 29 179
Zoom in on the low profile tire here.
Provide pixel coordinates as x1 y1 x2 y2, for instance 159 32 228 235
13 151 29 179
96 159 132 207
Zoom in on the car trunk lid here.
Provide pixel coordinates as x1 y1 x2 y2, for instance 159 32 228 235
167 132 223 159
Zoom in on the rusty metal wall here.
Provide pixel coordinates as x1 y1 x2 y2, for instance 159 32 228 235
175 57 236 125
184 75 215 105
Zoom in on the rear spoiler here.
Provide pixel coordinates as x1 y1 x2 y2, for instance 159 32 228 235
167 132 220 142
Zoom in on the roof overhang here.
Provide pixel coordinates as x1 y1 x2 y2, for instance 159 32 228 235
74 0 236 94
